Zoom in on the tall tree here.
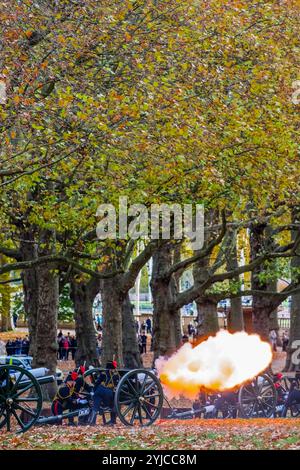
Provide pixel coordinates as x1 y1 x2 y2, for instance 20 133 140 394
70 276 99 367
285 208 300 371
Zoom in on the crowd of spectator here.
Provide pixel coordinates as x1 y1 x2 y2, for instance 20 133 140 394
5 336 30 356
57 331 77 360
135 317 153 355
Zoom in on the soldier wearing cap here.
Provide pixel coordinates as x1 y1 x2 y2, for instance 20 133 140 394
88 360 120 426
51 370 84 425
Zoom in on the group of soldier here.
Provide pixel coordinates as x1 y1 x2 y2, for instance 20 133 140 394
52 360 300 425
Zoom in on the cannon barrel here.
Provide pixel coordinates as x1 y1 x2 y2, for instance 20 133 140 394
37 409 82 425
13 367 50 380
17 375 55 389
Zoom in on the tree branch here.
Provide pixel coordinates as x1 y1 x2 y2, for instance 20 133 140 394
167 210 227 278
121 240 162 293
0 245 22 261
0 254 121 279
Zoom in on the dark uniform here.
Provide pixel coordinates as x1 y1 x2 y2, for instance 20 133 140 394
89 361 120 425
52 382 77 424
281 374 300 417
51 371 87 425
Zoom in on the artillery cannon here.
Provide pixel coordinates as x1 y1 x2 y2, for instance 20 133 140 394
0 364 288 433
83 367 164 426
0 365 164 432
163 373 277 420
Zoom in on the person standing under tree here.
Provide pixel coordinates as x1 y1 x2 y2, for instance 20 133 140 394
140 332 147 354
146 317 152 334
269 330 277 352
282 331 289 352
13 313 18 328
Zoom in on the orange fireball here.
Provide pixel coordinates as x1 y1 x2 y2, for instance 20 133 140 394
156 331 272 399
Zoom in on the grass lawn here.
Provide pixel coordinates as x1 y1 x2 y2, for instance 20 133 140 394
0 419 300 450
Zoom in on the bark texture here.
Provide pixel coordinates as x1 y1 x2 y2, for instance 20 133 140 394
122 293 142 368
71 277 99 367
151 244 181 362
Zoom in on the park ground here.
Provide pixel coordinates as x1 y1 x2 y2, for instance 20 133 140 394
0 419 300 450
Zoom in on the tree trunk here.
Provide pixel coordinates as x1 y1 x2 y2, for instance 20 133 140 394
122 293 142 368
250 223 270 341
20 235 39 356
173 244 183 344
195 297 219 337
251 301 270 341
193 242 219 339
285 208 300 371
34 264 58 398
0 284 11 332
268 278 280 344
100 275 124 366
71 278 99 367
226 228 244 332
151 244 181 362
250 224 285 342
285 289 300 371
269 308 279 331
0 255 13 332
22 268 39 356
228 297 244 333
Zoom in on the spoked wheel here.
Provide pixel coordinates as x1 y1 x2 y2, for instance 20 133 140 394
238 374 277 418
0 365 42 433
115 369 163 426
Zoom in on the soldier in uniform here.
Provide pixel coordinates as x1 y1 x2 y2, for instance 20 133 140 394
51 369 88 425
281 373 300 417
88 360 120 425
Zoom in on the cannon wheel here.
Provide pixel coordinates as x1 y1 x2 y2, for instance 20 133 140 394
115 369 163 426
0 365 43 433
238 373 277 418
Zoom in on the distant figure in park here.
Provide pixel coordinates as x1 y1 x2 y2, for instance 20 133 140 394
146 317 152 335
96 314 102 330
62 336 70 361
188 322 195 337
58 330 63 339
282 331 289 352
5 340 14 356
14 337 22 355
21 336 30 355
269 330 277 352
135 320 140 334
13 313 18 328
57 335 63 360
70 335 77 360
96 333 102 357
139 333 147 354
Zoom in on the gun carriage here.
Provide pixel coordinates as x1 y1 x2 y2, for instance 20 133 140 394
1 364 294 433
